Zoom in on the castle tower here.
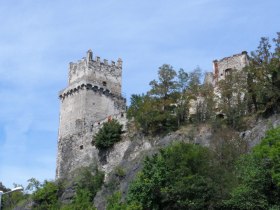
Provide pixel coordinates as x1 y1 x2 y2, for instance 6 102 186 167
56 50 126 179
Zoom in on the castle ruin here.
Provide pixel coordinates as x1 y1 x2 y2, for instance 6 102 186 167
210 51 249 85
190 51 249 115
56 50 126 179
56 50 250 179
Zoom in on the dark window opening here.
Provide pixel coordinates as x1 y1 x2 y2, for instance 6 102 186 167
216 113 225 119
102 81 107 86
80 145 84 150
225 68 232 76
121 113 124 117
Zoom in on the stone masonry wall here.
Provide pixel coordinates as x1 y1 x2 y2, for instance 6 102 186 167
212 51 249 84
68 50 122 95
56 50 126 179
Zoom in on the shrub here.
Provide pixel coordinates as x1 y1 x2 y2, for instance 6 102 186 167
32 180 60 210
93 119 123 149
74 166 104 199
106 192 142 210
60 167 104 210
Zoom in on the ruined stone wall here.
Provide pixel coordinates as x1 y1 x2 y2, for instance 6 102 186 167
212 51 249 84
56 50 126 179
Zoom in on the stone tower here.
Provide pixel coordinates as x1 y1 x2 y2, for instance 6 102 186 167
56 50 126 179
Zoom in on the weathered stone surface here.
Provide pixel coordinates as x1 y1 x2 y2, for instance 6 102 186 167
212 51 249 84
93 115 280 209
242 114 280 147
56 50 127 179
60 186 76 204
93 126 211 210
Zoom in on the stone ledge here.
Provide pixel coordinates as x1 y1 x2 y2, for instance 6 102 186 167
59 81 125 102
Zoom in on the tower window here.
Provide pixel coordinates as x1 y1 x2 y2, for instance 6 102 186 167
80 145 84 150
225 68 232 76
102 81 107 86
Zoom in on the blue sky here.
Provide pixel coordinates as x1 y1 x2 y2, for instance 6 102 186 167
0 0 279 188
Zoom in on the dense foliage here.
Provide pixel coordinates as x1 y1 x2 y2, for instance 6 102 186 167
225 126 280 209
246 33 280 116
62 167 104 210
127 142 217 209
3 126 280 209
106 192 142 210
125 126 280 210
93 119 123 149
128 33 280 134
127 65 198 135
16 166 103 210
0 183 26 210
32 180 60 209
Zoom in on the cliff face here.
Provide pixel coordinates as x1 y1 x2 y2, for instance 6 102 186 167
93 114 280 209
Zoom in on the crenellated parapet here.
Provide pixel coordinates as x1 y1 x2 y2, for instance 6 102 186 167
68 50 123 95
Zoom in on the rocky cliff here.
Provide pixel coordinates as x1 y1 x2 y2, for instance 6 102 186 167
93 114 280 209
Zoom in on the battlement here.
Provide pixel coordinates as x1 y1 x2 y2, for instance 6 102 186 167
69 50 122 74
68 50 123 95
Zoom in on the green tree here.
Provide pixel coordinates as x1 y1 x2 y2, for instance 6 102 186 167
61 189 97 210
127 142 220 209
253 126 280 186
93 119 123 149
148 64 178 103
148 64 178 132
32 180 60 210
246 33 280 115
195 82 215 123
0 183 26 210
74 166 104 200
127 65 192 134
224 155 270 210
106 192 142 210
185 67 204 123
127 94 153 133
210 127 249 201
174 68 189 126
127 94 177 135
217 69 247 129
26 177 42 192
187 67 202 98
177 68 189 93
225 126 280 209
